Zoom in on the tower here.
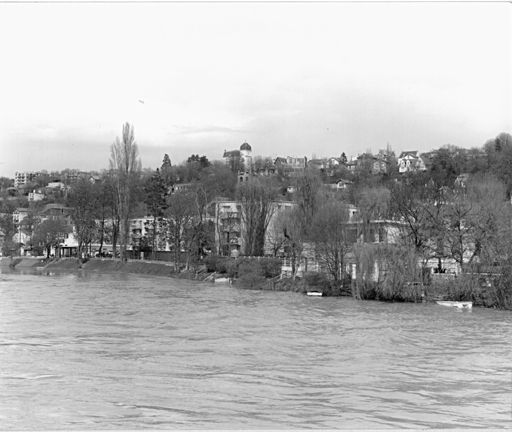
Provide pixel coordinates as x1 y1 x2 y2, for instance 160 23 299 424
239 142 252 170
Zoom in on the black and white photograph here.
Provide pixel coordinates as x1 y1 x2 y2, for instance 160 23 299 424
0 0 511 429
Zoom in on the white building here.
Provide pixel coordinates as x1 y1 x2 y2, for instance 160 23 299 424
239 142 252 170
14 171 39 188
28 190 45 202
398 151 427 173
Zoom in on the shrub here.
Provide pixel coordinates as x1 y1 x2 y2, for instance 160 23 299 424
303 272 330 293
226 259 239 278
237 260 266 289
358 280 378 300
203 255 230 274
258 257 282 278
203 255 218 272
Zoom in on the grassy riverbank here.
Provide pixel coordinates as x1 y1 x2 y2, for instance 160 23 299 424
0 257 46 269
40 258 203 279
4 256 510 310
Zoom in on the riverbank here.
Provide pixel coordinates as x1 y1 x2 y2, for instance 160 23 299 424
0 257 46 269
39 257 206 280
3 257 510 310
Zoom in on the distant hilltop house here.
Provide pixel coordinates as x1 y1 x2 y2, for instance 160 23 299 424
40 203 73 221
398 151 427 173
169 182 194 194
278 156 307 168
308 158 327 170
274 156 307 175
28 189 45 202
223 142 253 175
455 173 470 188
327 179 353 191
346 158 358 172
46 180 67 190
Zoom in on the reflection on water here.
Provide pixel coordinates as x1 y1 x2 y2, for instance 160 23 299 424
0 271 511 429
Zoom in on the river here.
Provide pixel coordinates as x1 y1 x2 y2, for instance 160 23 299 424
0 270 511 429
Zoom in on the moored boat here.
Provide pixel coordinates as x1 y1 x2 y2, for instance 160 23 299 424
306 291 323 297
436 301 473 309
214 277 231 284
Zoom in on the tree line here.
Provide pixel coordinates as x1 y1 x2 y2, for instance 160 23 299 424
1 127 512 288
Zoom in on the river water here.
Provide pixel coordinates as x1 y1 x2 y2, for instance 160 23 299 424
0 270 511 429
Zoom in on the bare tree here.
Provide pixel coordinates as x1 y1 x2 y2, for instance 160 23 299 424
238 178 276 256
165 190 194 271
68 178 100 260
355 186 390 242
109 123 141 261
310 201 351 282
281 207 305 279
293 169 322 230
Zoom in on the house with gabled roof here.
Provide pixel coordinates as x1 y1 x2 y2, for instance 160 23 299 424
398 151 427 173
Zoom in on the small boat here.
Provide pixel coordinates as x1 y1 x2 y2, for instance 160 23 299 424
214 277 231 284
306 291 323 297
436 301 473 309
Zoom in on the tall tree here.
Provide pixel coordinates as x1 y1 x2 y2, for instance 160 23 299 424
238 178 277 256
429 146 464 189
293 169 321 230
68 178 98 259
19 210 39 253
281 207 306 279
484 133 512 196
160 153 174 186
93 173 116 256
0 214 18 256
355 186 391 242
32 218 70 258
442 189 473 273
311 201 351 282
143 169 168 259
109 123 141 261
165 190 194 271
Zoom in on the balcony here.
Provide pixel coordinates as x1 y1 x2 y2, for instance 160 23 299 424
220 211 240 219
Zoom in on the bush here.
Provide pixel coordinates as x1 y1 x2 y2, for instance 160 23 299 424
373 280 424 302
303 272 330 293
427 272 512 309
258 257 282 278
429 274 477 301
237 261 266 289
203 255 230 274
493 272 512 309
358 280 378 300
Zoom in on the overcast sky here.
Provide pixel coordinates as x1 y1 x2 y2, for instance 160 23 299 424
0 1 510 177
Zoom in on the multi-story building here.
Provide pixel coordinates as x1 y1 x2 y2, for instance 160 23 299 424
209 197 297 258
14 171 40 188
210 199 242 257
129 217 170 256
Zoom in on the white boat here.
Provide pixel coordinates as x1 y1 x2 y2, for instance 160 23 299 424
214 277 231 284
436 301 473 309
306 291 323 297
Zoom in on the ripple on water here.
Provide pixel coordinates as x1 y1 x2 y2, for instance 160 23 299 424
0 272 511 429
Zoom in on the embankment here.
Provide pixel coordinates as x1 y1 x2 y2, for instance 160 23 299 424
42 258 202 279
0 257 45 269
83 259 177 277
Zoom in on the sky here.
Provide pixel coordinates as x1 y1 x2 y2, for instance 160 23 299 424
0 1 510 177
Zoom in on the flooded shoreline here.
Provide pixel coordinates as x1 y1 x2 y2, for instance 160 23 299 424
1 271 511 429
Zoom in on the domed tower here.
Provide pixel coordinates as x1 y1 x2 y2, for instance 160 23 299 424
239 142 252 171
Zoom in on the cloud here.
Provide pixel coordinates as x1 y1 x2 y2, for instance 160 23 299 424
174 125 245 137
